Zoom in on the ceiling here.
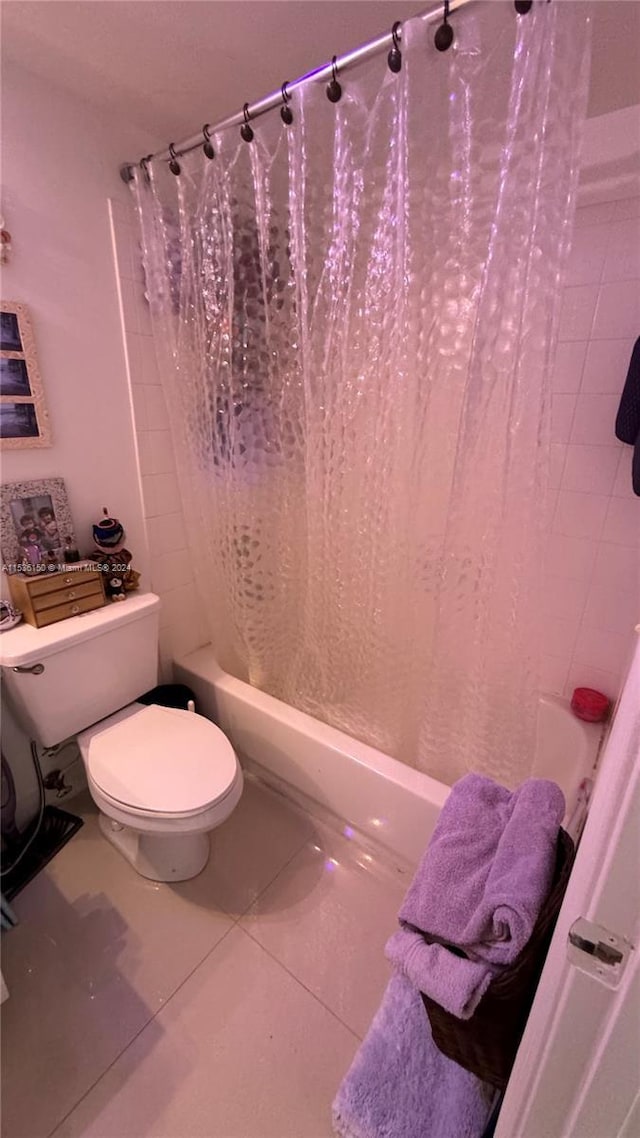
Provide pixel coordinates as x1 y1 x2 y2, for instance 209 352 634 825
3 0 640 149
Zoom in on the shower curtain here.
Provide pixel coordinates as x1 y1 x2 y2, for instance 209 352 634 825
134 2 590 787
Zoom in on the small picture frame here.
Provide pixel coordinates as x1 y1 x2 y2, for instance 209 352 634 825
0 302 52 448
1 478 76 576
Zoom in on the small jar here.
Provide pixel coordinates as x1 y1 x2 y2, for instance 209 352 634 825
571 687 610 723
63 536 80 564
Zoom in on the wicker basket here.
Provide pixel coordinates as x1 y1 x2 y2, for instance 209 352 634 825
421 828 575 1089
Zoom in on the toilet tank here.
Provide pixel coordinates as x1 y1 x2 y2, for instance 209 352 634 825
0 593 160 747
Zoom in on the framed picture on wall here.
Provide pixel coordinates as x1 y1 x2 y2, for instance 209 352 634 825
0 301 52 448
0 478 76 575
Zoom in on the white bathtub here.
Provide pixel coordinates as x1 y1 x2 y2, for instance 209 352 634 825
175 647 603 868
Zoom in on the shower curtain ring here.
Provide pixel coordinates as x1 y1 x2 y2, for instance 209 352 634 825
168 143 181 176
434 0 454 51
202 123 215 160
140 154 153 185
241 103 254 142
514 0 533 11
387 21 402 73
326 55 342 103
280 82 294 125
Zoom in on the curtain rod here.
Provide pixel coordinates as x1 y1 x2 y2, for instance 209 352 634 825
119 0 487 182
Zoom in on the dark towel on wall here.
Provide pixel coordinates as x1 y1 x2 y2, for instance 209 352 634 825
615 335 640 496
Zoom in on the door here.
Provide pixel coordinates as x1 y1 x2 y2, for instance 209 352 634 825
496 628 640 1138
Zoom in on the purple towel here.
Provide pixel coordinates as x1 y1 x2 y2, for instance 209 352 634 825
385 929 500 1019
397 774 565 965
332 971 495 1138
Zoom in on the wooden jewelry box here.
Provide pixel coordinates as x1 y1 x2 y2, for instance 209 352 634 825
8 562 106 629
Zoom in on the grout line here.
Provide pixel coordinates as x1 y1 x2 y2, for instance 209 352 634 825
212 779 318 924
219 829 313 922
559 437 629 449
46 781 359 1137
46 921 239 1138
611 446 630 500
49 913 364 1138
238 923 364 1044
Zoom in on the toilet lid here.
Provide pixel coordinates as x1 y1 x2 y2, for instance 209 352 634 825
84 704 238 815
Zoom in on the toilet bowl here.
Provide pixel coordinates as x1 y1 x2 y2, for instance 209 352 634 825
0 593 244 882
78 701 243 881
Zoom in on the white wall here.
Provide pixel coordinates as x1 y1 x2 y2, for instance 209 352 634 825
1 60 160 595
0 61 160 813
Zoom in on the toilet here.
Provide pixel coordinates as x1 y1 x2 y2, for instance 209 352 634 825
0 593 243 881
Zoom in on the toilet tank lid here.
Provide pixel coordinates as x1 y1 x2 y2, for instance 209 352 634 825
0 593 160 668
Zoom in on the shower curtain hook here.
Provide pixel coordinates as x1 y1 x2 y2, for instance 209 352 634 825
388 21 402 72
514 0 533 11
434 0 454 51
140 154 153 185
202 123 215 160
168 143 181 176
326 56 342 103
241 103 254 142
280 82 294 125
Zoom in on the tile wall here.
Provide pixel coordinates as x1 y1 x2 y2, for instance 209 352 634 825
109 200 205 679
543 195 640 701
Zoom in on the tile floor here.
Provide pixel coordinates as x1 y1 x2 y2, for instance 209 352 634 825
1 775 410 1138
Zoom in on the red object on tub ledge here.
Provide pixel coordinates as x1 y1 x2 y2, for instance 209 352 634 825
571 687 611 723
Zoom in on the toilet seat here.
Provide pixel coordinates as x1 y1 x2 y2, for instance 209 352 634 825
89 768 242 821
78 703 239 817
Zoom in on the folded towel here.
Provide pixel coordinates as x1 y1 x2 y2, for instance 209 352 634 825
615 336 640 496
397 774 565 966
333 971 495 1138
385 929 499 1019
